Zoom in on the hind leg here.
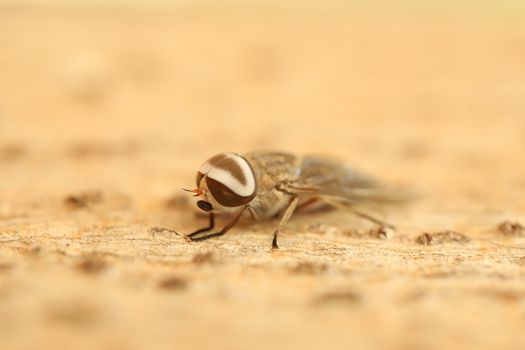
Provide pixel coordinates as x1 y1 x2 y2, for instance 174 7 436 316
271 196 299 249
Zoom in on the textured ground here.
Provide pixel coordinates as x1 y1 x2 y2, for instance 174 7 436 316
1 2 525 350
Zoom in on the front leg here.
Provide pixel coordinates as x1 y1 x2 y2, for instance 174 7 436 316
187 212 215 238
188 207 246 242
272 196 299 249
150 212 215 239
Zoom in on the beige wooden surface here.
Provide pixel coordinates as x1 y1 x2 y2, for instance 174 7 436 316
1 3 525 349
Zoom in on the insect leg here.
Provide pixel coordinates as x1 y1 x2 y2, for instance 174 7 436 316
272 196 299 249
321 198 396 229
187 212 215 238
188 207 246 242
295 197 333 213
352 210 395 229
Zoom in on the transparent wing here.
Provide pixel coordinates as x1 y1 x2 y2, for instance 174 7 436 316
287 155 411 206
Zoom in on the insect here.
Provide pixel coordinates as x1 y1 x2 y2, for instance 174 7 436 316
174 151 407 249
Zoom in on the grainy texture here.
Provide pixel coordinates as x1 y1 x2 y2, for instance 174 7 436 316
1 2 525 350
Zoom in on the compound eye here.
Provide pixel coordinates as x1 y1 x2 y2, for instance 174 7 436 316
206 177 254 207
198 152 257 208
196 172 204 187
197 200 213 212
196 153 231 186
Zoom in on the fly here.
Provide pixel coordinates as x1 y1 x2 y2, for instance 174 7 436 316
157 151 408 249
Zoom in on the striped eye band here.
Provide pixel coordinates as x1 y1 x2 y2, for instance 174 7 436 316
196 153 257 207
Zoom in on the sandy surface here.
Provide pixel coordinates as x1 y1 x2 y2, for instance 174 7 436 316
1 2 525 350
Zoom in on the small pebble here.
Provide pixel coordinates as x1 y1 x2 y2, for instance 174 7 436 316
497 221 524 236
75 255 108 274
158 276 188 291
415 231 470 245
368 226 395 240
192 252 215 265
64 191 103 209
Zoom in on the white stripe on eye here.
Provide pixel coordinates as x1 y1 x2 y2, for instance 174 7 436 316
206 156 256 197
206 168 255 197
198 152 233 175
199 162 216 175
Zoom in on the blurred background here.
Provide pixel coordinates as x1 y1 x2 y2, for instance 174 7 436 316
1 0 525 192
1 1 525 349
2 0 525 194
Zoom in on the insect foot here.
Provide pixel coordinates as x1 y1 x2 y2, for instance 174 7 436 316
271 232 280 249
